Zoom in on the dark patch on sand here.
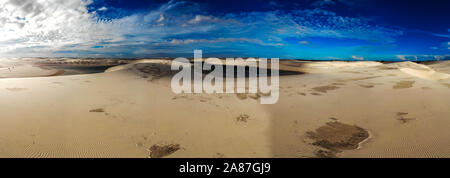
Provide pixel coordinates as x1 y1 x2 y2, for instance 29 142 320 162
306 121 369 158
236 114 250 122
215 153 225 158
172 95 188 100
48 70 65 76
6 87 28 92
376 65 398 70
312 85 339 93
442 83 450 88
310 92 321 96
314 149 336 158
332 82 345 86
421 87 432 90
329 117 338 121
236 93 248 100
297 92 306 96
393 81 415 89
396 112 415 124
341 71 362 74
136 142 144 147
248 93 261 100
149 144 181 158
337 76 381 82
135 63 173 82
89 108 105 112
235 92 269 100
358 84 374 88
341 71 361 74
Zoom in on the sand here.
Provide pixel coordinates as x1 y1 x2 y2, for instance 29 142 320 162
0 59 449 158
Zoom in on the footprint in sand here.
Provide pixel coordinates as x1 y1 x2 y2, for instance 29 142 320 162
215 153 225 158
396 112 415 124
236 114 250 122
172 95 188 100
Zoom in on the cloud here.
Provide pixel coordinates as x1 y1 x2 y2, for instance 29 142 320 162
0 0 187 57
396 54 449 61
351 55 364 60
396 55 407 61
0 0 101 55
167 38 283 46
187 15 222 24
434 55 449 60
254 9 403 43
0 0 407 58
98 6 108 11
157 14 164 23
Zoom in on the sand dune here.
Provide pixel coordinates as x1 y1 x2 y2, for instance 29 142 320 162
304 61 382 69
400 68 450 81
0 59 449 158
0 64 64 78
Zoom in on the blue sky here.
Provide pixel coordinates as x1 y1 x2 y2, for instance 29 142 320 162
0 0 449 61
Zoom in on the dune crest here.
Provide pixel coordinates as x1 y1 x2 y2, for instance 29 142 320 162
105 59 172 72
400 67 450 81
304 61 383 69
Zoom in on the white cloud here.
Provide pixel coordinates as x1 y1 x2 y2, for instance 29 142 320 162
168 38 283 46
98 6 108 11
0 0 108 55
0 0 418 59
188 15 220 24
434 55 449 60
396 55 407 60
397 55 449 61
351 55 364 60
0 0 187 57
157 14 164 23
